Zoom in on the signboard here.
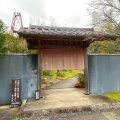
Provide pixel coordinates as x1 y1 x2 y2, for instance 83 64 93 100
11 79 21 107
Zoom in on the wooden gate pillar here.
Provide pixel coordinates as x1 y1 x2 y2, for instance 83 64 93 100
37 48 43 99
84 48 90 94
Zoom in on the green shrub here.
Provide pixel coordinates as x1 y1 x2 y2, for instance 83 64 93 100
77 73 84 83
62 70 80 80
57 70 65 77
42 70 51 76
42 70 57 80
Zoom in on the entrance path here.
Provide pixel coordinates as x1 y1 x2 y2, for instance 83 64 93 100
19 88 120 118
43 76 78 90
18 77 120 119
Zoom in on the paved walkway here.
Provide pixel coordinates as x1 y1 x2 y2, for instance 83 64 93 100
18 88 120 119
19 108 120 120
43 76 78 90
1 76 120 119
18 76 120 119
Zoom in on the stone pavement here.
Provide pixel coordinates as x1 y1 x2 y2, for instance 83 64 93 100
19 108 120 120
22 74 120 115
18 88 120 119
43 76 78 90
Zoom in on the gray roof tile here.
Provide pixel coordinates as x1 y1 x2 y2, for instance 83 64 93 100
16 25 119 41
17 25 94 37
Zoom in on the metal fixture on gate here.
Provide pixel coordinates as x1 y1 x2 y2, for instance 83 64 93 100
35 90 40 100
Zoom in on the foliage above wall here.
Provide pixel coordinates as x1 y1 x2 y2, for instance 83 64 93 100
5 34 37 54
88 38 120 54
0 33 37 54
0 33 6 54
0 19 37 54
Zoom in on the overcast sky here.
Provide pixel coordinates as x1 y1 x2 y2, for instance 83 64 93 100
0 0 92 28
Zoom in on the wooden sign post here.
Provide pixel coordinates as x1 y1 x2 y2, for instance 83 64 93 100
11 79 21 107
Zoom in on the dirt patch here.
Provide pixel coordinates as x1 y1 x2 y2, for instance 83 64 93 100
0 106 19 120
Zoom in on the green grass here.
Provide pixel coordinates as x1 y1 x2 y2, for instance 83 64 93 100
42 70 80 81
60 70 80 80
104 91 120 102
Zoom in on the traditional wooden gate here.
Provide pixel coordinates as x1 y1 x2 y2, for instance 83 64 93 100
17 25 118 99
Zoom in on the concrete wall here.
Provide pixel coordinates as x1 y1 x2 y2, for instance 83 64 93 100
0 54 38 105
89 55 120 94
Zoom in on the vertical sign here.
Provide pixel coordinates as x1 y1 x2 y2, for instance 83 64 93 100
11 79 21 107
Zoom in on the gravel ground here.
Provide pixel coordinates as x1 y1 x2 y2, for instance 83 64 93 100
19 108 120 120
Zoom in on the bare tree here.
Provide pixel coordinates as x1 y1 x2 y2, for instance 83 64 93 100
49 16 59 27
29 15 46 26
29 15 59 27
88 0 120 34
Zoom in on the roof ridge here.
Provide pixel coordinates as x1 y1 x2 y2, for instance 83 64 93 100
29 24 94 31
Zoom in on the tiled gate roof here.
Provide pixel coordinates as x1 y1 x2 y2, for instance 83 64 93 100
16 25 119 49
